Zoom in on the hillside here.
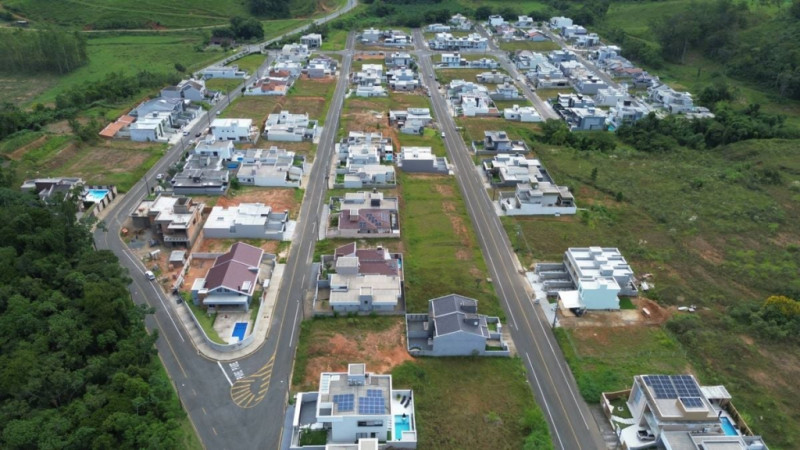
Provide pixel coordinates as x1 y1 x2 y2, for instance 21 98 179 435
2 0 342 29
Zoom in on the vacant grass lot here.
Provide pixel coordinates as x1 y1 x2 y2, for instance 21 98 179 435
221 96 279 126
555 326 691 401
510 139 800 447
435 68 508 86
457 117 541 146
205 78 244 93
228 53 267 75
399 172 502 316
498 40 561 52
320 29 349 51
397 128 446 157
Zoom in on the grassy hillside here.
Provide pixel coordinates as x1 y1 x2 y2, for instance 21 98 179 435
3 0 342 28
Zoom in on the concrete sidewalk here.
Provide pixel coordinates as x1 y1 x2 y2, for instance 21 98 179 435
174 264 285 362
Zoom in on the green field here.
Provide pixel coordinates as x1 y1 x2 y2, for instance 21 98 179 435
320 29 349 51
206 78 244 93
457 117 540 147
510 138 800 447
27 33 223 105
397 128 447 157
3 0 342 28
498 40 561 52
435 68 508 86
228 53 267 75
399 172 502 316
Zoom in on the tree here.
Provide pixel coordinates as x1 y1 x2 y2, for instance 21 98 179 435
475 6 492 20
174 62 186 73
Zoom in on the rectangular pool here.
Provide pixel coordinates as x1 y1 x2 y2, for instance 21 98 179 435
84 189 109 203
232 322 248 342
720 416 738 436
394 415 411 440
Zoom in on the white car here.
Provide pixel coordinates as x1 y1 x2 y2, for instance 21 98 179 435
144 271 156 281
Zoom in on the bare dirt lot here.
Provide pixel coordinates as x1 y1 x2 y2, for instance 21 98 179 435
559 297 671 328
296 317 413 390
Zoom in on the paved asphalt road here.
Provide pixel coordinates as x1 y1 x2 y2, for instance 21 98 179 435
414 33 606 450
471 27 560 120
92 6 355 450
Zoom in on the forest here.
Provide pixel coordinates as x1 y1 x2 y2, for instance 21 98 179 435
0 171 188 449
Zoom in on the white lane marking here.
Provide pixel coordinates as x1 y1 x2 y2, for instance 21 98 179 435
288 303 300 349
217 361 233 386
229 361 244 381
527 352 565 450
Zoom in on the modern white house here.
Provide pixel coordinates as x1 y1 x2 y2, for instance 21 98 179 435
328 192 400 238
483 154 551 186
264 110 318 142
199 65 247 79
648 83 695 114
320 242 403 313
235 147 303 188
190 242 264 311
160 78 208 102
539 247 637 311
129 112 172 142
449 13 472 31
210 118 255 142
515 15 535 29
193 136 234 160
498 182 576 216
280 43 311 62
488 15 505 27
386 68 419 91
605 374 770 450
300 33 322 49
405 294 509 357
291 364 417 448
385 51 413 68
428 32 488 51
503 104 542 122
549 16 573 30
396 147 450 174
203 203 290 241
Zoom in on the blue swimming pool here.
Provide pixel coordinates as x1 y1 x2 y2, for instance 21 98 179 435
385 154 393 161
394 415 410 440
232 322 248 342
720 416 738 436
85 189 109 203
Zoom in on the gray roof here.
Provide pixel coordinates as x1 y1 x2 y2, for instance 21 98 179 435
429 294 489 338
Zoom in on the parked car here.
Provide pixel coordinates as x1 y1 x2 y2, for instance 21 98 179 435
195 132 202 137
156 173 164 181
144 271 156 281
182 130 189 136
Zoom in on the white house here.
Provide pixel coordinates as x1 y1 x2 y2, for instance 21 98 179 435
549 16 573 30
440 52 464 67
429 32 488 51
291 364 416 447
649 83 694 114
360 27 382 43
300 33 322 49
129 112 171 142
594 87 625 107
325 243 402 312
426 23 451 33
161 78 207 102
199 65 246 79
460 93 493 117
280 43 311 62
211 118 254 142
264 110 318 142
355 85 388 97
503 104 542 122
515 15 535 28
483 154 549 186
552 247 637 311
194 136 234 160
499 181 576 216
203 203 290 240
488 15 505 27
449 13 472 31
612 374 770 450
235 147 303 188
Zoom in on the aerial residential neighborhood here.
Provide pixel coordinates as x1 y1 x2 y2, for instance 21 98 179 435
1 1 798 450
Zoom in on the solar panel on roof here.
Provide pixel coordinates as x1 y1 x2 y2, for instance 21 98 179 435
644 375 702 400
680 396 704 408
333 393 354 412
367 389 383 398
358 396 385 415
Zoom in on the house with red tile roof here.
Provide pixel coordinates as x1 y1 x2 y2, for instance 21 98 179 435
191 242 264 311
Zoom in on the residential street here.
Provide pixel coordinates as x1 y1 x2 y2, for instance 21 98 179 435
415 42 606 449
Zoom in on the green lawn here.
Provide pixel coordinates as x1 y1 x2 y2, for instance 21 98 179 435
205 78 244 93
320 29 349 51
554 326 691 402
499 40 561 52
399 172 502 317
435 68 508 86
187 302 226 345
220 95 279 125
228 53 266 75
393 358 552 449
457 117 540 147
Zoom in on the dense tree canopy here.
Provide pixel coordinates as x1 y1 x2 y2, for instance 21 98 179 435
0 172 186 449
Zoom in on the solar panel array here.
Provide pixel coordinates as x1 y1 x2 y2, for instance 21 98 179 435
333 393 354 412
366 389 383 398
680 396 704 409
358 395 385 415
643 375 702 400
